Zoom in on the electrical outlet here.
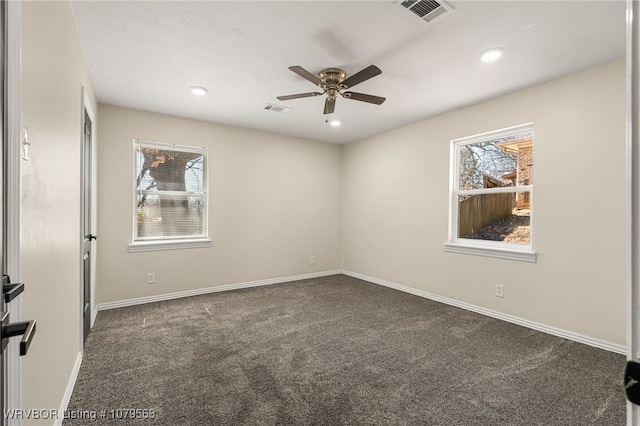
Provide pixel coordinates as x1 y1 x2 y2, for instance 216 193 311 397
495 284 504 298
147 272 156 284
309 256 315 265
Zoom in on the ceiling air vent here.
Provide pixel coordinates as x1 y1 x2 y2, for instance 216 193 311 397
264 104 292 113
400 0 453 23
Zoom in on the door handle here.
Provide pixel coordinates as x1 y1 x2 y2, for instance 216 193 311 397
1 312 36 356
4 320 36 356
626 360 640 405
88 234 97 241
3 283 23 303
2 275 24 303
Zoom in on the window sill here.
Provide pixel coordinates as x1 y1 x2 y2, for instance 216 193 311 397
128 238 212 253
443 242 537 263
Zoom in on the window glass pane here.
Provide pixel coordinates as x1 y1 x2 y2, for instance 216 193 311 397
458 192 531 244
134 140 207 242
459 132 532 190
137 194 205 238
136 147 204 193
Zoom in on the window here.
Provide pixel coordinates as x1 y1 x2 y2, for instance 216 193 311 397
129 140 211 252
444 123 536 262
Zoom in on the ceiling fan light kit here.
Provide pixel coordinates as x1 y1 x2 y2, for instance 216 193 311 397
277 65 386 115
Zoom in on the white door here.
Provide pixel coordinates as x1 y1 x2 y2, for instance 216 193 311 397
626 1 640 425
1 2 34 425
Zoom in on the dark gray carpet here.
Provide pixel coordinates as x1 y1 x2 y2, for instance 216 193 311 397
65 274 626 425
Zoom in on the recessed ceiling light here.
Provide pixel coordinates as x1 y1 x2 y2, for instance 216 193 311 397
190 86 208 96
480 48 503 63
329 120 341 127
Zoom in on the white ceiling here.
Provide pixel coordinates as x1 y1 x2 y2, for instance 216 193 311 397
69 1 626 144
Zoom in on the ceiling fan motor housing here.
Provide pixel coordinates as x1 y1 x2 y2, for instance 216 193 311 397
318 68 347 87
319 68 346 101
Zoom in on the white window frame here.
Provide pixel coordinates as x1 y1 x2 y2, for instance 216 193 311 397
443 123 536 263
128 139 211 253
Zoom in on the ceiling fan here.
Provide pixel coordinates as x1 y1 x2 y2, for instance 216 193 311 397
277 65 386 115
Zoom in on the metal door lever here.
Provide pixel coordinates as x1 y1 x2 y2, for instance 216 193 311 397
626 360 640 405
3 320 36 356
3 283 23 303
0 277 36 357
1 312 36 356
2 275 24 303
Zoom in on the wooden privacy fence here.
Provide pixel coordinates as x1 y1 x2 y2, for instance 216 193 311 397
458 192 513 238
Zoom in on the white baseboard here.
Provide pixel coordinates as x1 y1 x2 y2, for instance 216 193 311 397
91 306 98 327
95 268 625 354
97 270 343 311
55 351 83 426
342 269 627 355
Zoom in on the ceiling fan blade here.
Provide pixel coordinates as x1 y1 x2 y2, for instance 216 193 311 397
323 98 336 115
340 65 382 89
289 66 323 87
277 92 323 101
343 91 386 105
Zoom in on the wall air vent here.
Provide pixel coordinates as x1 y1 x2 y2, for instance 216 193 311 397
264 104 292 113
400 0 453 23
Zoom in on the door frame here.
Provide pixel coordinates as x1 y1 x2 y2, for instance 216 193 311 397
80 88 96 349
5 0 22 421
629 0 640 425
